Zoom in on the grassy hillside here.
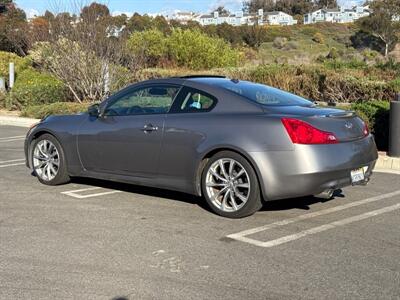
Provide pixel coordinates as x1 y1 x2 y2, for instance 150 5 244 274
255 23 375 65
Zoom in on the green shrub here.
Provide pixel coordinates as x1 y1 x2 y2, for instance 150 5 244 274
7 69 67 109
312 32 325 44
0 51 31 86
0 90 6 108
266 26 292 41
21 102 90 119
362 49 379 60
300 26 318 36
127 29 169 66
323 59 368 70
167 29 241 69
127 28 241 69
327 48 339 60
351 101 390 150
389 78 400 93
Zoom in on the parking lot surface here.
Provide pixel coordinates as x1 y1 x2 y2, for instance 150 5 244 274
0 125 399 300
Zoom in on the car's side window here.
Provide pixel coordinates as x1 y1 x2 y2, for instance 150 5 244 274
172 87 217 113
104 85 180 116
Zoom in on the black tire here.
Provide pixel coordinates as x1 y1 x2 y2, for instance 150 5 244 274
31 133 70 186
201 151 263 218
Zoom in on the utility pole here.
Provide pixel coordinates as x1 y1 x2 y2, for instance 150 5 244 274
388 94 400 157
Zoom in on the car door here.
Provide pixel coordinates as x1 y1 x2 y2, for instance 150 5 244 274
77 84 181 177
157 86 218 192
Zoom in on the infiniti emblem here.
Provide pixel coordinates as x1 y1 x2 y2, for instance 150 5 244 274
345 122 353 129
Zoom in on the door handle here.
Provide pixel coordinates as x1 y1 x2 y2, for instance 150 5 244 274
142 124 158 133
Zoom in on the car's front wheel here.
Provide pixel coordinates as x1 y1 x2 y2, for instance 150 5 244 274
31 134 70 185
202 151 263 218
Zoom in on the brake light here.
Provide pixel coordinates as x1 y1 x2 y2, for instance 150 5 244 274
362 122 369 136
281 118 338 144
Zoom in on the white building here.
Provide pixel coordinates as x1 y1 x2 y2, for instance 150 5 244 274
265 11 298 26
196 9 297 26
167 11 198 24
304 5 371 24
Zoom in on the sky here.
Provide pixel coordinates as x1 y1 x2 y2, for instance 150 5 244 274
15 0 365 19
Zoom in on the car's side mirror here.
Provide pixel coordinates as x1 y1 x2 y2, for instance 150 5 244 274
88 104 100 117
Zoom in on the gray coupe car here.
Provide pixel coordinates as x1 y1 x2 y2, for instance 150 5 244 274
25 76 378 218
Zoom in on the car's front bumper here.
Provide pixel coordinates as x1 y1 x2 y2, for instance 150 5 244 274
249 135 378 201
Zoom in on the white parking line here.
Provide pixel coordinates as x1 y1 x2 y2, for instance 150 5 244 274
0 158 25 163
0 162 26 168
0 137 25 143
0 158 26 168
227 190 400 247
259 203 400 248
61 187 122 199
0 135 25 140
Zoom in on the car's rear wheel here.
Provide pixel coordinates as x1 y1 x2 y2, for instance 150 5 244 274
31 134 70 185
202 151 263 218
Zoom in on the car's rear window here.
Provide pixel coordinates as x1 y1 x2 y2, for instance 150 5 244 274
214 80 313 106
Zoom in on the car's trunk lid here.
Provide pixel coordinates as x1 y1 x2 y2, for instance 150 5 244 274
265 105 367 142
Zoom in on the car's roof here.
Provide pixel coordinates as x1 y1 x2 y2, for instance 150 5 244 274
136 76 239 91
142 75 232 85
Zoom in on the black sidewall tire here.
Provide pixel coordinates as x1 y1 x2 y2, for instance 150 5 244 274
32 134 70 186
201 151 263 218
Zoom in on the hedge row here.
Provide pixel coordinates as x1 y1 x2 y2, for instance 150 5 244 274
21 102 89 119
0 51 31 86
6 69 67 109
140 64 400 103
350 101 390 151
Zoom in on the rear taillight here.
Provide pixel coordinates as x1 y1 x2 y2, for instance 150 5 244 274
281 118 338 144
362 122 369 136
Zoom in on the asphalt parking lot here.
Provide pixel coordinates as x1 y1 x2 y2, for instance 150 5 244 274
0 125 399 300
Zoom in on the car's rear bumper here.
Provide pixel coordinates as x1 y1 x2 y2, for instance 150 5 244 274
249 135 378 201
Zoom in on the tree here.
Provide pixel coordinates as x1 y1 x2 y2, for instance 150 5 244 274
0 0 12 14
317 0 337 8
29 17 50 42
0 0 28 55
358 0 400 57
43 10 55 22
213 6 230 15
241 25 269 48
125 13 152 32
30 4 141 102
80 2 110 21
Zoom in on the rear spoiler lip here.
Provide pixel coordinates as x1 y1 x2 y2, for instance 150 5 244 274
325 111 356 118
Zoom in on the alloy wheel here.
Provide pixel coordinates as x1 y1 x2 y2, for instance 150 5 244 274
205 158 251 212
33 139 60 181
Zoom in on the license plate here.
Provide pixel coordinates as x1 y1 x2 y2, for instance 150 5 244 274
351 168 365 183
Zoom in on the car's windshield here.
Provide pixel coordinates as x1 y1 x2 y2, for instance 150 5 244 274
215 80 313 106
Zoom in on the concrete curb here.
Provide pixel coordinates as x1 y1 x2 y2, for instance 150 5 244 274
0 115 40 128
376 153 400 173
0 115 399 173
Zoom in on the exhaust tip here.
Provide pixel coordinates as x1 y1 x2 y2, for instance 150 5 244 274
314 189 335 200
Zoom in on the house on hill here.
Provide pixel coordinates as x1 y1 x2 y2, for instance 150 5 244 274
265 11 297 26
304 5 371 24
196 9 297 26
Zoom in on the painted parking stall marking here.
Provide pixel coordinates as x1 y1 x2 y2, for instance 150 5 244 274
0 135 25 143
61 187 122 199
0 158 26 168
227 189 400 248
